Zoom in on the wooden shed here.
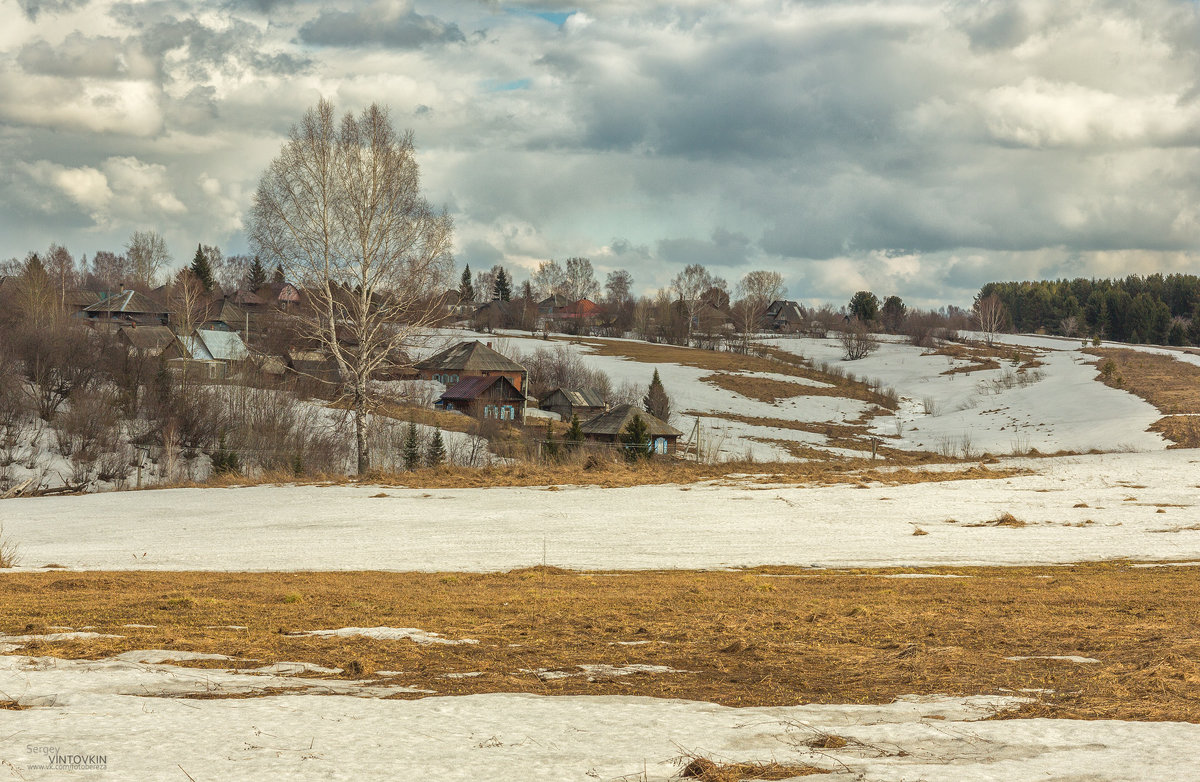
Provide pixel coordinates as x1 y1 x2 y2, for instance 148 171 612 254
579 404 682 455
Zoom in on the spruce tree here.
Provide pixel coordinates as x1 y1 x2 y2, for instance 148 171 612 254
493 267 511 302
620 413 650 461
425 428 446 467
644 369 671 422
191 244 214 291
247 256 267 290
272 263 285 284
565 413 584 449
402 421 421 470
543 420 559 460
460 264 475 302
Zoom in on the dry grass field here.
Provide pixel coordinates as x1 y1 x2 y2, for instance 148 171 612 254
1087 348 1200 447
3 564 1198 723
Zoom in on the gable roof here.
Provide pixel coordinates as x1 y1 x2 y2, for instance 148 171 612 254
579 404 682 437
119 325 175 353
766 300 805 322
206 298 247 326
438 374 523 402
83 289 166 315
416 340 525 373
179 329 248 361
544 387 605 409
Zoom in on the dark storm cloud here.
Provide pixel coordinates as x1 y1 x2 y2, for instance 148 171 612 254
656 229 752 270
298 5 465 49
15 0 89 20
17 33 146 79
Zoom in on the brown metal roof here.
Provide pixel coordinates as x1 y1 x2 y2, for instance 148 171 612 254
438 374 522 401
416 340 526 373
119 325 175 352
579 404 681 437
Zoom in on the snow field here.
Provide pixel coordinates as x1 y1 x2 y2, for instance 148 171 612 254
1 652 1198 782
2 449 1198 571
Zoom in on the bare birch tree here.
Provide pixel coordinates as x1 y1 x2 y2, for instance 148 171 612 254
671 263 714 341
974 294 1007 346
249 98 454 474
125 230 170 288
732 270 786 348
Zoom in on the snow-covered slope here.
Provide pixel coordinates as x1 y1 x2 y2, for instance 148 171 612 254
4 450 1198 571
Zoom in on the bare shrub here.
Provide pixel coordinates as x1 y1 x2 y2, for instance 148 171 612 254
0 525 17 568
840 323 879 360
517 344 614 401
922 395 938 415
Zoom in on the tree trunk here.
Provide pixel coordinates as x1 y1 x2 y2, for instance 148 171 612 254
354 380 369 474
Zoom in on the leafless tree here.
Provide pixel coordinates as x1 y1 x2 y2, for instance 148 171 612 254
733 270 786 347
167 268 208 336
671 263 714 340
249 98 454 474
564 257 599 301
974 294 1007 345
125 230 171 288
532 259 567 300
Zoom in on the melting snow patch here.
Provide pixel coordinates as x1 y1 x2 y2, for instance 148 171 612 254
114 650 235 664
1005 655 1101 663
298 627 478 645
0 631 124 646
122 624 157 629
205 625 248 630
879 573 970 579
522 664 688 681
249 662 343 675
442 671 485 679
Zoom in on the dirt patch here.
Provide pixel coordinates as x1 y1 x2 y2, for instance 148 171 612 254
2 564 1198 721
1085 348 1200 416
700 373 827 404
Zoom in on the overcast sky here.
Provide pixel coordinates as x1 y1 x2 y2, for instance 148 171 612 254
2 0 1199 307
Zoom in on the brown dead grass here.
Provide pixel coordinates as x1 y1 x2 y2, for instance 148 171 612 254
678 756 827 779
1086 348 1200 415
3 563 1199 721
156 453 1024 492
700 373 828 404
932 342 1046 375
570 338 898 410
1085 348 1200 447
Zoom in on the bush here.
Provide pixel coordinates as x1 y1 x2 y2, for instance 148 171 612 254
839 323 879 360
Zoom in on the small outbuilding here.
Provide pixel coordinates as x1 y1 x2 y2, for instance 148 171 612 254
540 387 607 423
580 404 682 455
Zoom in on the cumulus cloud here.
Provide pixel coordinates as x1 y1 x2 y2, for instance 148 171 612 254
0 0 1198 306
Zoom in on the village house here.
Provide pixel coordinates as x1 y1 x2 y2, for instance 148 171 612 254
81 290 169 326
762 300 806 332
579 404 682 455
415 340 528 392
116 324 176 357
539 387 607 422
436 374 526 423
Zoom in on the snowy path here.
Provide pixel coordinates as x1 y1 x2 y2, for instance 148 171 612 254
2 450 1199 571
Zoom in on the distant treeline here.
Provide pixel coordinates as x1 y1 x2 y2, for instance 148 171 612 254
978 274 1200 346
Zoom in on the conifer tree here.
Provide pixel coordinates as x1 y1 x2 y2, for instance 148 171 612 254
191 244 214 291
247 256 267 290
493 267 511 302
460 264 475 302
565 413 584 449
425 428 446 467
644 369 671 423
272 263 285 284
620 413 650 461
543 420 559 460
402 421 421 470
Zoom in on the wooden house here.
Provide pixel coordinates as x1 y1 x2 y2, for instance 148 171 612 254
580 404 682 455
540 387 607 422
436 375 526 423
117 325 176 357
82 290 169 326
415 340 528 392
